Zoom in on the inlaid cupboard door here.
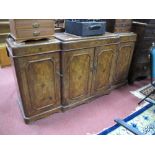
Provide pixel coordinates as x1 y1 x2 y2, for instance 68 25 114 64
16 52 61 116
91 45 117 96
62 48 94 106
114 42 135 83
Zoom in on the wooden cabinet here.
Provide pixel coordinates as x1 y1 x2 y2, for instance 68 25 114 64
7 37 61 123
7 32 136 123
56 32 120 109
112 33 136 88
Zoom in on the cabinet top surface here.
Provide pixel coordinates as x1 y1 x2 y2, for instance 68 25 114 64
6 37 60 48
55 32 119 42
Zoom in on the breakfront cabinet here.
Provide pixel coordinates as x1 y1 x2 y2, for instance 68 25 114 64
7 32 136 123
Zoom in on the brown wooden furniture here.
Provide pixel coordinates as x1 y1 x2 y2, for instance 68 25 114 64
0 43 11 67
7 32 136 123
106 19 132 33
9 19 55 42
128 21 155 83
0 20 10 34
112 33 136 88
0 20 10 44
55 32 119 109
0 33 9 44
6 37 62 123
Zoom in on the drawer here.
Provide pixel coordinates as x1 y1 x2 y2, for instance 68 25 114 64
114 27 131 32
12 19 54 29
144 28 155 37
143 36 155 41
148 20 155 24
134 63 150 74
115 19 132 24
115 23 132 27
134 53 150 63
16 28 54 39
136 41 152 50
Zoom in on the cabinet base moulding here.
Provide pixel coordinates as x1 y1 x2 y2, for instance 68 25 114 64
62 89 111 112
111 80 128 89
17 99 62 124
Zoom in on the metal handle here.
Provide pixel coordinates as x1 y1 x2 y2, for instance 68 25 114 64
89 25 101 30
33 31 40 36
32 22 40 28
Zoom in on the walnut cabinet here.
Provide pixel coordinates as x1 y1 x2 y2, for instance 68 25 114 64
7 32 136 123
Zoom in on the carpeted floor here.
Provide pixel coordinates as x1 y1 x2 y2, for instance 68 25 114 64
0 66 150 135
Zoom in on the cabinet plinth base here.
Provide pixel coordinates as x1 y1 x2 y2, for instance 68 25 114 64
112 80 128 89
17 99 62 124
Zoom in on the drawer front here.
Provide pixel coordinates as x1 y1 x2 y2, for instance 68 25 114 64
135 63 150 75
115 23 132 27
114 27 131 32
149 20 155 24
115 19 132 24
133 52 150 63
136 40 153 49
143 37 155 42
144 28 155 37
16 28 54 39
14 19 54 29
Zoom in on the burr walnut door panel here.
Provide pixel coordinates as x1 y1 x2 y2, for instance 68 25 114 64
113 42 135 83
91 45 117 96
16 52 61 116
62 48 94 106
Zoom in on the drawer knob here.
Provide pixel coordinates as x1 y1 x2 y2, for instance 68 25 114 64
33 31 40 36
32 23 40 28
143 66 147 70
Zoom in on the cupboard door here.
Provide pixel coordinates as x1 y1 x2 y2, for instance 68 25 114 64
92 45 117 95
114 42 135 83
16 52 61 116
62 48 94 105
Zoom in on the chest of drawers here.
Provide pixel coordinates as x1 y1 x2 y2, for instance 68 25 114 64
128 21 155 83
106 19 132 33
9 19 55 42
